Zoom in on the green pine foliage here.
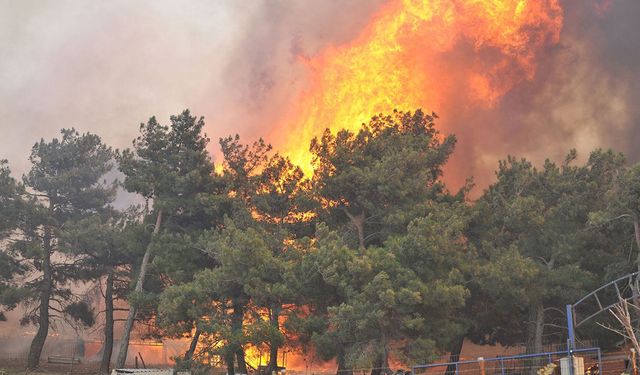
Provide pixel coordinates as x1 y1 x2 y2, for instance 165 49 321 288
5 129 117 369
1 109 639 375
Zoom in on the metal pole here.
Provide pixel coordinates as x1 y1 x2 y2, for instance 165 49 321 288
597 348 602 375
567 305 575 375
500 359 505 375
566 340 574 375
567 305 576 350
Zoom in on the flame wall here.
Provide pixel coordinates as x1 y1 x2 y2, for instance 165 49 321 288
271 0 563 184
255 0 639 191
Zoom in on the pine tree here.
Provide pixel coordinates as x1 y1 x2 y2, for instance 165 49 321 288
116 110 217 368
12 129 116 369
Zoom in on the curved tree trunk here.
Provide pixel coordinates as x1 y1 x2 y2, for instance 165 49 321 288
184 328 201 361
236 349 248 375
116 209 163 369
100 269 115 374
27 228 53 370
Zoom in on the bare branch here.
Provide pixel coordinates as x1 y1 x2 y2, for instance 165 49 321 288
603 298 640 354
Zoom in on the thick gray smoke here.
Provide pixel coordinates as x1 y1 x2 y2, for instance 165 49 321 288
0 0 384 176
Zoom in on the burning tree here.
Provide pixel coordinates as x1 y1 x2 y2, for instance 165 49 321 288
291 110 472 375
156 130 318 374
310 109 460 250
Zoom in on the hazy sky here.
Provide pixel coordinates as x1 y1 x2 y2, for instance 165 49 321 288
1 0 639 190
0 0 383 175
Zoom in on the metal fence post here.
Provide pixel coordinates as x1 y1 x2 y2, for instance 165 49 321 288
567 305 575 375
597 347 603 375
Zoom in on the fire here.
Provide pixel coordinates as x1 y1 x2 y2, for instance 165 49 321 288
271 0 563 175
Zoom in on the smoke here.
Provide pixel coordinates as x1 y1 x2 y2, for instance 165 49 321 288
256 0 640 192
0 0 384 177
448 0 640 189
211 0 387 135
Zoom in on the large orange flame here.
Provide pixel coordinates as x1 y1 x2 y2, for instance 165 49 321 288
271 0 563 177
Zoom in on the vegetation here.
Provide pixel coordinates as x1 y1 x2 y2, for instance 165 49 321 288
0 109 639 375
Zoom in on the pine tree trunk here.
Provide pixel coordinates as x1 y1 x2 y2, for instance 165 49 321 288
116 209 163 369
343 209 366 250
236 349 248 375
632 219 640 310
370 353 384 375
634 219 640 261
225 350 236 375
527 304 544 375
355 214 365 251
526 303 544 353
371 334 390 375
27 228 53 370
534 305 544 353
336 347 352 375
100 269 115 374
266 305 281 374
232 300 247 375
445 335 465 375
184 328 201 361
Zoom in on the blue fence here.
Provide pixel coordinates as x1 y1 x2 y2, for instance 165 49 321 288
412 348 602 375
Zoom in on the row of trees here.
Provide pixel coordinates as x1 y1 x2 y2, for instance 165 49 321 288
1 109 639 374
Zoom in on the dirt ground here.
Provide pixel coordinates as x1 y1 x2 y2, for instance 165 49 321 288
0 360 234 375
0 359 103 375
